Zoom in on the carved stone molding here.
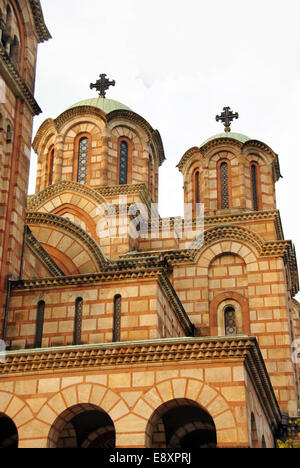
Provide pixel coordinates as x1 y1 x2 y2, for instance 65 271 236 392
0 43 41 115
26 211 107 269
26 228 65 277
29 0 51 43
0 336 281 430
27 181 107 212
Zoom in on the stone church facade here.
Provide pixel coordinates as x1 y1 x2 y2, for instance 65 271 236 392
0 0 299 449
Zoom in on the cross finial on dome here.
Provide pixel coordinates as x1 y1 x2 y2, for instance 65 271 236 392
216 107 239 132
90 74 116 98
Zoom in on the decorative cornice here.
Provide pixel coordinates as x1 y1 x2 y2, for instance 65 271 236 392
27 181 107 212
0 43 41 115
32 118 57 153
97 183 154 213
200 137 243 155
26 211 108 269
0 336 281 430
177 147 203 172
54 106 107 132
26 228 65 277
147 210 284 241
177 138 281 182
158 272 193 336
29 0 51 43
11 256 172 291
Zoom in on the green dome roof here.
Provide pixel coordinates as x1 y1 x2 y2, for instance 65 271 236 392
68 97 132 114
201 132 251 147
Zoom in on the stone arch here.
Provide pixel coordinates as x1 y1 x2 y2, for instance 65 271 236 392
169 420 217 448
145 398 217 448
210 291 250 336
81 425 115 448
0 391 34 447
27 181 107 213
44 383 128 448
59 116 105 145
195 227 263 264
26 212 107 274
48 403 116 448
125 376 236 448
0 412 18 448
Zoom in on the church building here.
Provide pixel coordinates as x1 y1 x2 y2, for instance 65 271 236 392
0 0 299 449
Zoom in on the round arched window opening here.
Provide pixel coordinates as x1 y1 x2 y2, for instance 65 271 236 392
224 306 237 336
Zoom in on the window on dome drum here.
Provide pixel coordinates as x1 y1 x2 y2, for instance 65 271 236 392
251 163 259 211
113 295 122 342
77 137 89 184
224 306 237 336
47 148 54 186
220 161 229 209
119 140 128 185
35 301 45 348
74 298 83 345
194 170 200 216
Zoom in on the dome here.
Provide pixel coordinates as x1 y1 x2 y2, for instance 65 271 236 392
200 132 251 147
68 97 133 114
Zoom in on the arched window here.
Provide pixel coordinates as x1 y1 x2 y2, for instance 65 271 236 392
113 295 122 342
47 147 54 186
77 136 89 184
74 298 83 345
6 121 12 143
224 306 237 336
35 301 45 348
119 140 128 185
251 163 259 211
148 154 154 196
194 170 201 216
219 161 230 209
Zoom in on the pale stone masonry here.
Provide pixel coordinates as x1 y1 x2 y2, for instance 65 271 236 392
0 0 300 450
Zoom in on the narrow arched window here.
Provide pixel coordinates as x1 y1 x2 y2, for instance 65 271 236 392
6 122 12 143
35 301 45 348
220 162 229 209
119 140 128 185
194 170 201 216
74 298 83 345
47 148 54 186
224 306 237 336
251 163 259 211
148 154 154 195
113 295 122 342
77 137 89 184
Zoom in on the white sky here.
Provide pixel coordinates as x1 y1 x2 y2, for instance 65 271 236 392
32 0 300 299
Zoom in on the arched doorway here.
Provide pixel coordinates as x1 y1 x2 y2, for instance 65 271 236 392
0 413 18 448
146 399 217 448
48 404 115 448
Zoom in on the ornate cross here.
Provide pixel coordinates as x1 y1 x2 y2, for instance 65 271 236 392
216 107 239 132
90 74 116 98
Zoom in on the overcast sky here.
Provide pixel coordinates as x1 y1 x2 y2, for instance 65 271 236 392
32 0 300 298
